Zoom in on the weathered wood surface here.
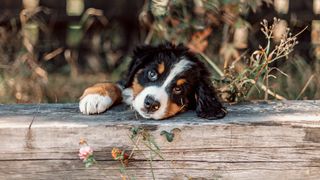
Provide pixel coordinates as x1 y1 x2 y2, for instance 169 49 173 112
0 101 320 180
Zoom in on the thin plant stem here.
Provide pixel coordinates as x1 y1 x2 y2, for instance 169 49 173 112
128 135 141 159
256 81 286 100
144 24 154 45
243 79 286 100
148 141 155 180
202 51 286 100
141 140 165 160
293 26 308 38
296 74 315 100
199 52 224 77
128 134 164 160
120 160 130 180
264 64 269 100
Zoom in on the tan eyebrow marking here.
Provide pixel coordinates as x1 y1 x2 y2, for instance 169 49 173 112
176 79 186 86
158 62 165 74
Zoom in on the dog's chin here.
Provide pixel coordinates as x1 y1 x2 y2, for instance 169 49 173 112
138 111 152 119
136 109 162 120
135 108 149 118
133 106 170 120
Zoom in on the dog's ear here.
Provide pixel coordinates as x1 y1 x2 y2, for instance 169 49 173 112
194 66 227 120
120 45 155 88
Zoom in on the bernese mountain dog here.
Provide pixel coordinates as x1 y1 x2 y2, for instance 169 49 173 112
79 43 227 120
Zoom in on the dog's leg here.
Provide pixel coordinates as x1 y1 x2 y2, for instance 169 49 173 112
79 83 122 115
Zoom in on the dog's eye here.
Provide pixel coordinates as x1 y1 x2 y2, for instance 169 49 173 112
173 86 182 95
147 70 158 81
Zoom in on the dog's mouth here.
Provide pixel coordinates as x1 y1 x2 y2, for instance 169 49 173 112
140 107 157 114
139 108 153 118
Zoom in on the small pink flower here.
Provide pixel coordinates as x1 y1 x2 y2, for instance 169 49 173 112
78 146 93 160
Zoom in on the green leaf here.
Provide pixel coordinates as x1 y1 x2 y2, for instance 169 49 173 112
130 127 142 139
160 130 174 142
83 155 96 168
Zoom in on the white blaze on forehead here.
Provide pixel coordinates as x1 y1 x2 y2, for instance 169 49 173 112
132 58 194 119
162 59 194 88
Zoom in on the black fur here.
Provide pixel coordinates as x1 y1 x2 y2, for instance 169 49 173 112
121 43 188 87
121 43 227 120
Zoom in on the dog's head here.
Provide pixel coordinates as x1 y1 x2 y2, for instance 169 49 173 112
121 43 226 120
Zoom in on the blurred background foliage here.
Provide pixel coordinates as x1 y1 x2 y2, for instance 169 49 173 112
0 0 319 103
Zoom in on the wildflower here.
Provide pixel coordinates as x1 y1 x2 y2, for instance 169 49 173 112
79 146 93 160
112 148 130 166
111 147 129 160
79 138 87 145
78 139 96 167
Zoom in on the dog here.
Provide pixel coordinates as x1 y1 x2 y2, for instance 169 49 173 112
79 43 227 120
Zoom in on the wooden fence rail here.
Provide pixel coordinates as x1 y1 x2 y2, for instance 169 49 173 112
0 100 320 179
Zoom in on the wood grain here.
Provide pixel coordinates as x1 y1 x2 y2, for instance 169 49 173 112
0 101 319 179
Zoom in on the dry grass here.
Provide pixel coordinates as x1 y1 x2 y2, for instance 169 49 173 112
0 7 112 103
0 2 319 103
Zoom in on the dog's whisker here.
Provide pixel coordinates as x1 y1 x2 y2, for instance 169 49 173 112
134 111 139 119
85 102 88 114
179 105 186 112
179 98 186 112
221 108 227 114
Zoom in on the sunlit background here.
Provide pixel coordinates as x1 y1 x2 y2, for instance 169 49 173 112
0 0 319 103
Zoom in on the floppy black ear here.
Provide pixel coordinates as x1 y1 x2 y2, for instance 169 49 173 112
195 71 227 120
119 45 156 88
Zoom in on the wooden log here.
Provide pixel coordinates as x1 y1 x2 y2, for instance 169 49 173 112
0 101 319 179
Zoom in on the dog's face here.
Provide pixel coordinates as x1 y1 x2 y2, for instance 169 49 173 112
122 43 226 120
131 57 196 119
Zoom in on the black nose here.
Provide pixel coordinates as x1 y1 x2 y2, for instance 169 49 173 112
144 95 160 112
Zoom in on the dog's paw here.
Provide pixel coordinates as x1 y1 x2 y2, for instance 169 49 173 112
79 94 113 115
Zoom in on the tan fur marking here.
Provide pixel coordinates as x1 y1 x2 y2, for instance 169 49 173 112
163 101 183 119
176 79 186 86
80 83 122 104
158 62 165 74
132 77 144 97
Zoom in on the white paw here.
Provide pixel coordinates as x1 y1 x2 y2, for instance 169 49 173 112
79 94 113 115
